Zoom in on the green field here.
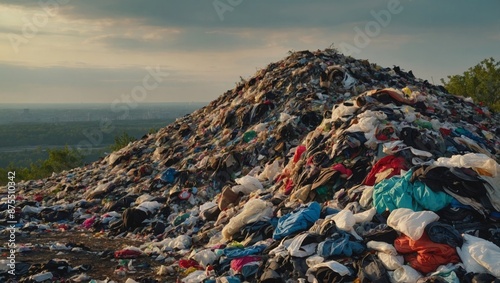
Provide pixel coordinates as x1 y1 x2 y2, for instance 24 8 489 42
0 119 172 168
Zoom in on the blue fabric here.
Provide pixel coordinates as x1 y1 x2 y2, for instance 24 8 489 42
450 198 473 209
373 169 452 214
241 264 260 278
220 276 241 283
223 245 266 259
273 202 321 240
454 127 485 145
317 232 365 257
160 168 177 183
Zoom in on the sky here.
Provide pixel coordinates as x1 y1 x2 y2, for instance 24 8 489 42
1 0 499 104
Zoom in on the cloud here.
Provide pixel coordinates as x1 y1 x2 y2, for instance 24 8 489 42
0 63 194 103
83 27 271 52
1 0 499 104
0 1 390 29
3 0 499 31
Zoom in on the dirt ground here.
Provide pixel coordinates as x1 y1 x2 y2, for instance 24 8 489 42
3 229 178 282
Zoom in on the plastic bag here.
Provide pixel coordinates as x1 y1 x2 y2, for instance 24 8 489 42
377 252 403 271
222 199 273 241
182 270 207 283
258 159 283 181
457 234 500 277
392 265 422 283
435 153 498 177
387 208 439 241
253 123 268 132
279 112 293 123
159 235 192 250
234 175 263 194
366 241 397 255
199 201 217 216
192 249 217 268
353 207 376 223
332 210 355 231
331 102 359 121
359 186 374 208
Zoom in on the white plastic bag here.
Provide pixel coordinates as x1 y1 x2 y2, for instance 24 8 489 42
253 123 268 132
199 201 217 217
332 210 355 231
392 265 422 283
331 102 359 121
234 175 263 194
192 249 218 268
353 207 376 223
222 199 273 241
258 159 283 181
377 252 404 271
279 112 294 123
435 153 499 177
359 185 374 208
387 208 439 241
457 234 500 277
366 241 397 255
182 270 207 283
172 235 192 250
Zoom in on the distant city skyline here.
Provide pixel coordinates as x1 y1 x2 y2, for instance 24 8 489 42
1 0 499 104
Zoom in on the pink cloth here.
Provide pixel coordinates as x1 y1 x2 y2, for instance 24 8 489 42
230 256 260 272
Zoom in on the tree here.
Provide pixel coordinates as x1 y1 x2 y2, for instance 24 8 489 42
0 146 83 185
41 146 83 174
109 131 137 152
441 58 500 111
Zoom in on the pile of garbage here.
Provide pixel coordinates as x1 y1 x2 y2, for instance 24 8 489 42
1 48 500 282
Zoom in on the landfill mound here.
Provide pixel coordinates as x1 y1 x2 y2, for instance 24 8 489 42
2 49 500 283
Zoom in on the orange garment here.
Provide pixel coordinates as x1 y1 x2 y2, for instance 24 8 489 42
394 232 460 274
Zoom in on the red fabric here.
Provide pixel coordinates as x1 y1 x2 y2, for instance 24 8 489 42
34 194 43 202
306 156 314 166
394 233 460 274
230 256 260 272
81 216 96 229
364 155 407 186
439 128 452 136
293 145 307 163
114 249 142 259
283 178 294 195
178 259 201 269
332 163 352 178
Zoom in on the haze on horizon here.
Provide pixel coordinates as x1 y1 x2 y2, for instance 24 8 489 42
1 0 499 104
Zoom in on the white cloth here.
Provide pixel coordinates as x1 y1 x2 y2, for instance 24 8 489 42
457 234 500 277
387 208 439 241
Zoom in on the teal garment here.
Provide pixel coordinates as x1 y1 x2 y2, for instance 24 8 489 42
432 270 459 283
373 169 452 214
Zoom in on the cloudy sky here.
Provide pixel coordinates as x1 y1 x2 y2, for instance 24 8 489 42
1 0 499 104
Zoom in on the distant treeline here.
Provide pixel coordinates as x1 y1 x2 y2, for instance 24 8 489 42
0 131 139 185
0 119 169 183
0 119 169 148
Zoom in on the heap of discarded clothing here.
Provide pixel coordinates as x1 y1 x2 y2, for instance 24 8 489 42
1 48 500 282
